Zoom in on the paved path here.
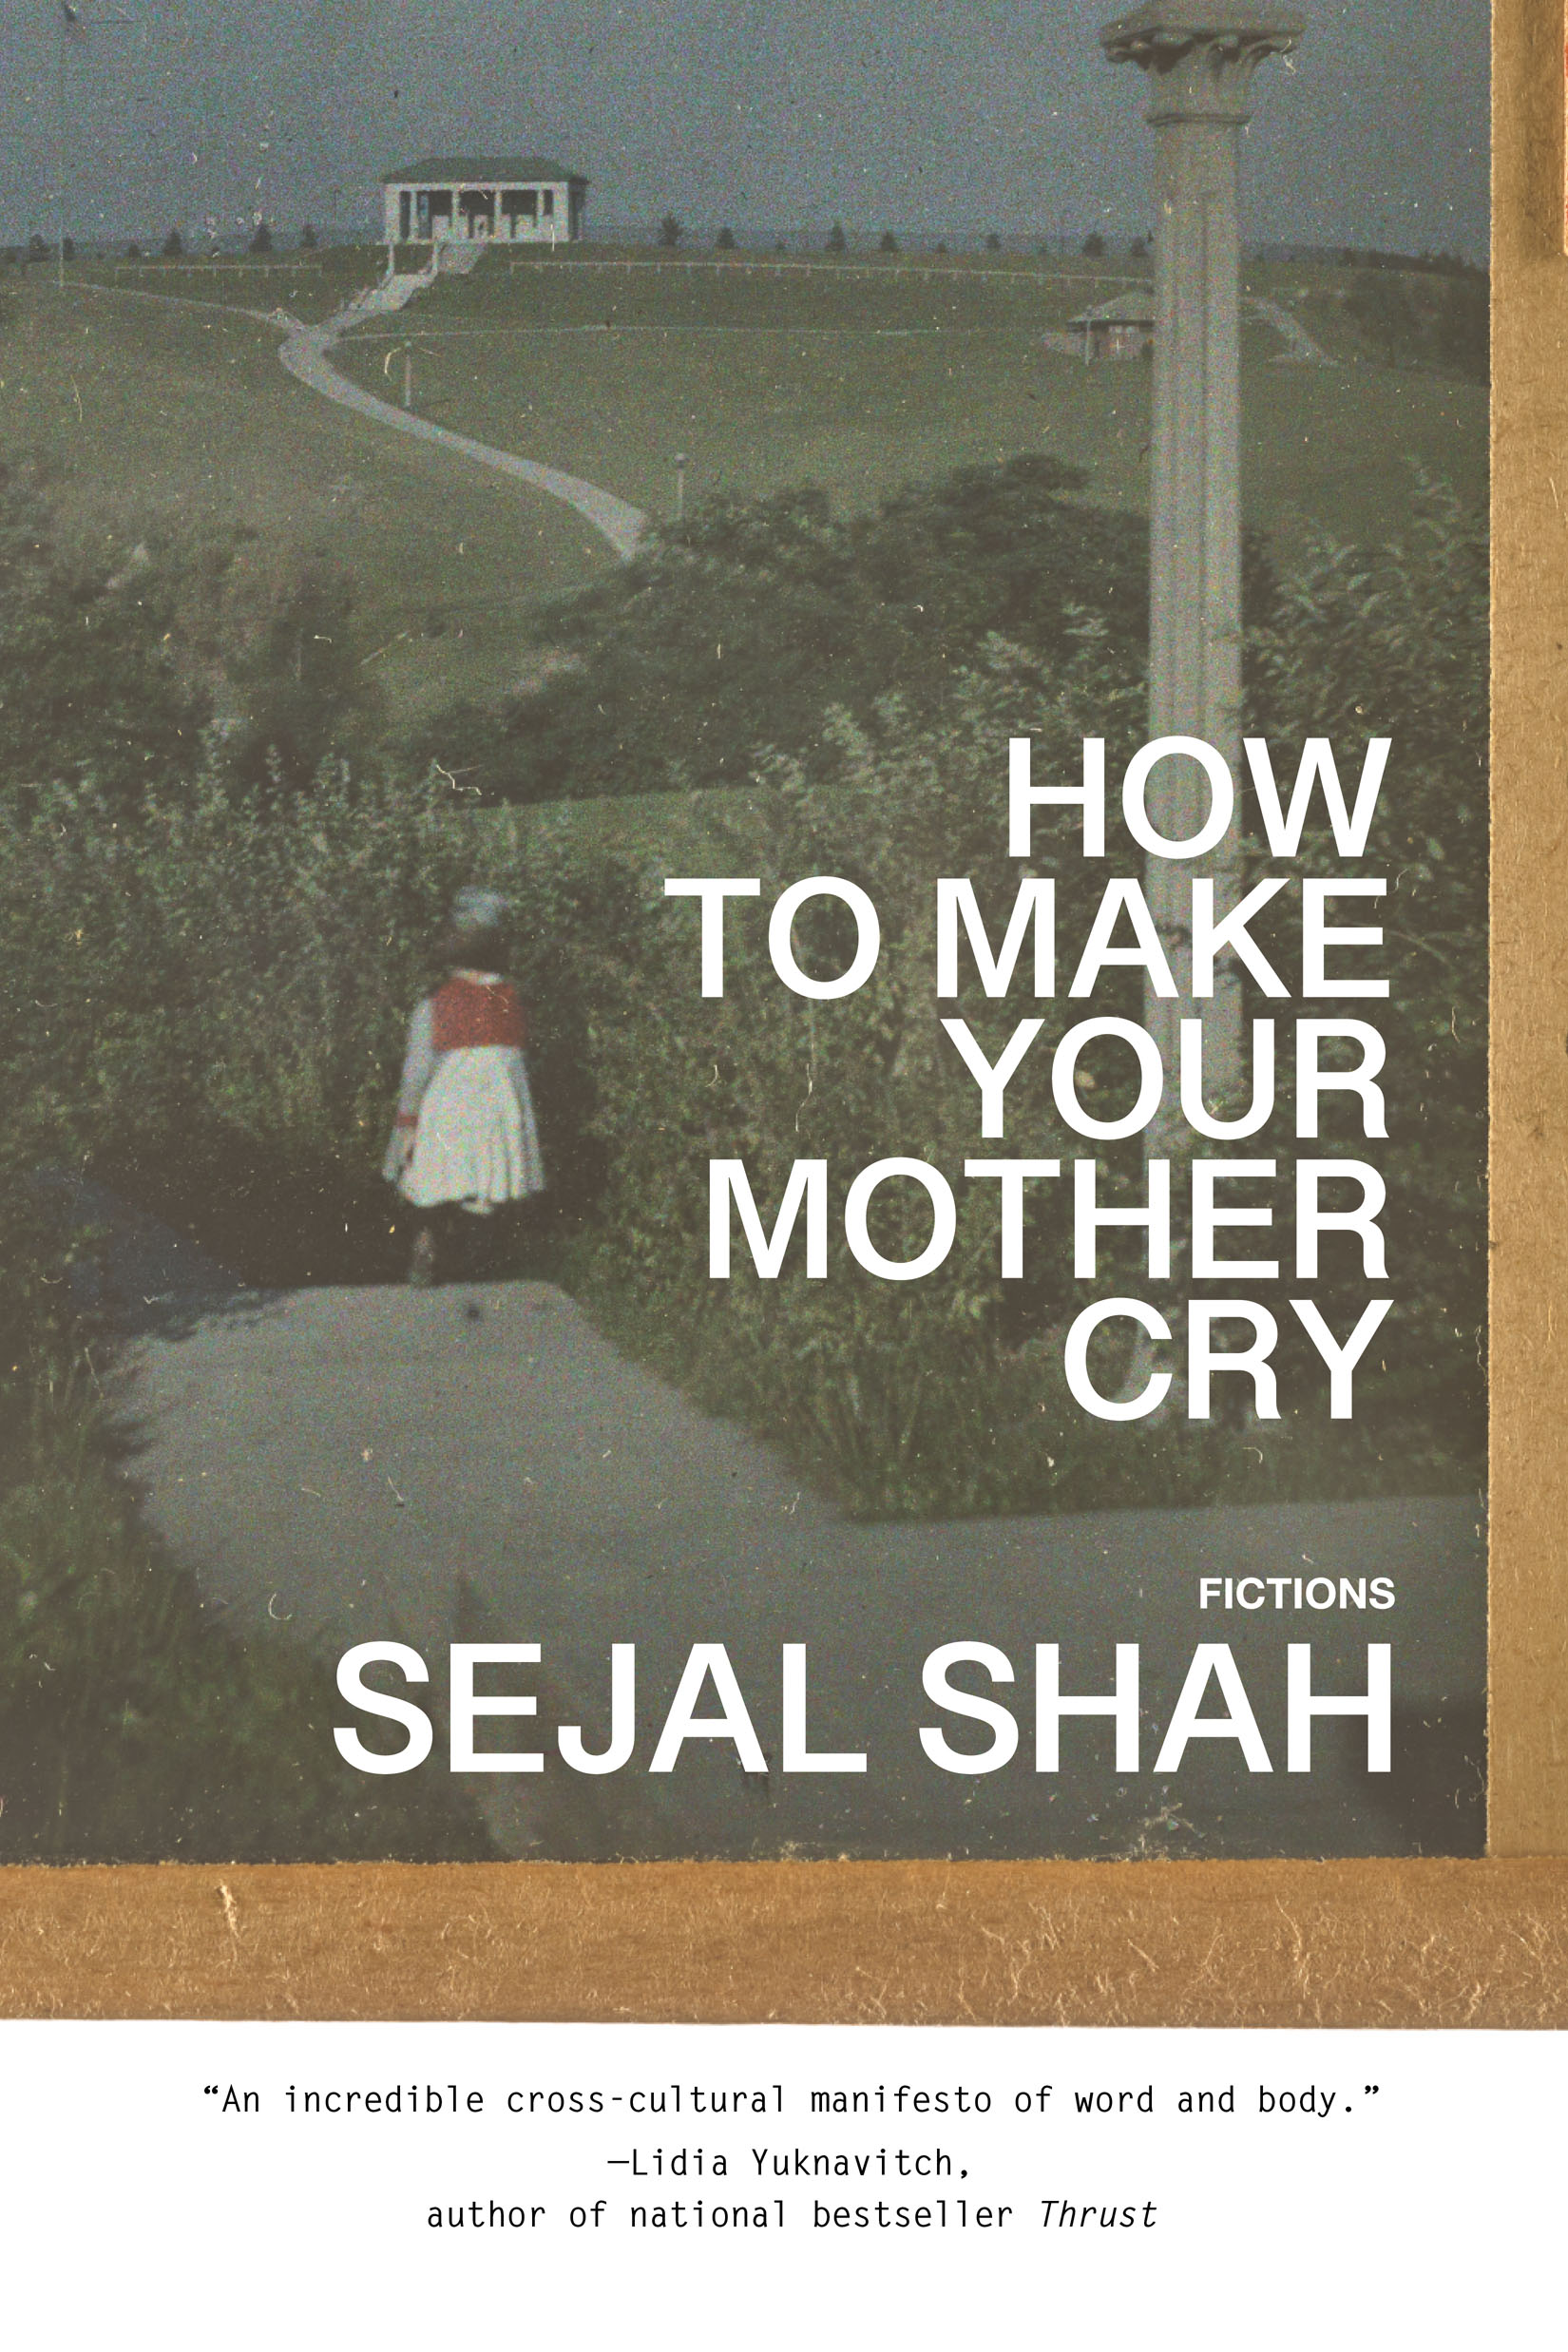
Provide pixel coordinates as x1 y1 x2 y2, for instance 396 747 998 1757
1248 293 1336 364
277 299 646 557
69 273 646 559
83 1192 1484 1866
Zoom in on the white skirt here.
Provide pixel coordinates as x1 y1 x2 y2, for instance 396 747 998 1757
398 1047 545 1211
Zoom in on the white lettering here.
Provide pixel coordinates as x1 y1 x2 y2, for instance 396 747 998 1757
1245 736 1389 858
844 1159 956 1281
1009 736 1105 859
709 1159 828 1278
919 1642 1019 1774
1302 880 1387 998
768 876 880 999
1064 1298 1173 1421
663 877 760 996
936 877 1055 997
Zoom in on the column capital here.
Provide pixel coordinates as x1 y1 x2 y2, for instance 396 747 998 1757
1100 5 1304 124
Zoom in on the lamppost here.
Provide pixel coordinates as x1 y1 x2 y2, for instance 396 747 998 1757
53 1 74 289
382 343 414 410
1100 4 1303 1140
52 0 135 291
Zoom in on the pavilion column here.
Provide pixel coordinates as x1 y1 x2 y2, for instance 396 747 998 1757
1100 7 1302 1147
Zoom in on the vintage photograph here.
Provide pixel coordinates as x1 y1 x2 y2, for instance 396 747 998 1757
0 0 1487 1866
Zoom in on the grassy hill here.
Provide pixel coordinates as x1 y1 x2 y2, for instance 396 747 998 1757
331 246 1484 557
0 275 617 726
0 247 1483 749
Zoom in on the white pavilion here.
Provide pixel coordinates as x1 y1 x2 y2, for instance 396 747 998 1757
382 156 588 246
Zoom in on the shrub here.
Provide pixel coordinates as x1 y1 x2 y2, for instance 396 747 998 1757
716 226 736 251
0 743 638 1283
1245 480 1486 1452
163 228 182 258
659 214 683 249
0 458 211 810
1345 269 1420 367
563 492 1488 1515
572 654 1150 1516
0 463 1485 1554
437 457 1151 803
220 556 383 791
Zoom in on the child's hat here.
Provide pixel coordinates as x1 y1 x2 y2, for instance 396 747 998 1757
451 887 509 931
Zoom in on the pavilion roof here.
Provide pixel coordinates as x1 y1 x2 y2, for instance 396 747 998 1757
382 157 586 185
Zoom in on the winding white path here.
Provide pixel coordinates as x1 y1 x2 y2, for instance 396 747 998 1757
1248 293 1336 365
277 308 647 557
70 271 648 557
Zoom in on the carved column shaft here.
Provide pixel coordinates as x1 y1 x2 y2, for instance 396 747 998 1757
1100 10 1303 1145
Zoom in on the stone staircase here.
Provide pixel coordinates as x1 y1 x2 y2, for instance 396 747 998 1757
342 272 428 323
331 238 488 332
434 239 488 277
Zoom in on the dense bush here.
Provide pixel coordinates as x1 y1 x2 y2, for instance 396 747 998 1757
220 557 385 792
0 459 383 814
576 650 1155 1515
565 486 1486 1514
0 458 210 810
410 457 1286 813
0 749 636 1280
1343 268 1488 382
1246 480 1487 1447
0 484 509 1851
414 457 1152 803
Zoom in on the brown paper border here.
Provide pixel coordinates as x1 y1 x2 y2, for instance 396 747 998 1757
2 0 1560 2026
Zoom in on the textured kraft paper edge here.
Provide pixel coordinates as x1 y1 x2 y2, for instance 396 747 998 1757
1 0 1561 2028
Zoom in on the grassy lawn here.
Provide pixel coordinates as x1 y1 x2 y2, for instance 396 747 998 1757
0 277 617 723
0 250 1483 743
485 779 765 866
331 247 1484 556
65 243 375 324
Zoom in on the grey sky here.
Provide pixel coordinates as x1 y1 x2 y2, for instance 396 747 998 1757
0 0 1487 256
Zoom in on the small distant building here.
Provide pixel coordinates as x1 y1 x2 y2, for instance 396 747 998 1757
1068 293 1155 359
382 156 588 246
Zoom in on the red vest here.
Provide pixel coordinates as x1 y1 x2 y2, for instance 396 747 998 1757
430 975 527 1052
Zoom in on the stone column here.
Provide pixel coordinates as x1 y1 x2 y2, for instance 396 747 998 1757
1100 6 1302 1141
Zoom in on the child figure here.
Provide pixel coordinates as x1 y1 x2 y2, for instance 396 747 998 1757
383 888 545 1285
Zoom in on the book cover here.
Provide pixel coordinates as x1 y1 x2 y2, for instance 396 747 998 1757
0 0 1488 1876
